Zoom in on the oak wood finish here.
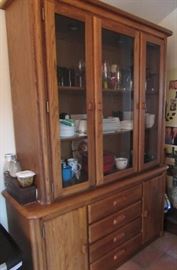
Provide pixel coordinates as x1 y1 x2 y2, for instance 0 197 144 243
43 207 88 270
88 184 142 223
2 0 171 269
142 174 166 244
89 217 141 263
90 234 142 270
89 201 141 243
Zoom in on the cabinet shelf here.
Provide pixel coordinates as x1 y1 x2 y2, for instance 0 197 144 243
59 86 85 91
103 88 133 95
60 134 87 141
103 129 133 136
146 90 159 95
60 129 132 141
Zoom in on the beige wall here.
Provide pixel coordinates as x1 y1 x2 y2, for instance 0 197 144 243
0 9 15 229
160 8 177 81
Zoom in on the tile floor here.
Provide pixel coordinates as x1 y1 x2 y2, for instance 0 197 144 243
117 232 177 270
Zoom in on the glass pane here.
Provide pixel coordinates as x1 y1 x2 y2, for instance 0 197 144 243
55 14 88 188
102 28 134 176
144 42 160 163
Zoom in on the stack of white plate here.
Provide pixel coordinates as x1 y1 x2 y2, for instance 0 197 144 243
120 120 133 130
60 123 75 137
103 118 120 132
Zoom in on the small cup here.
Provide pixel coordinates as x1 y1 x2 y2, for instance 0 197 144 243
62 165 73 182
16 170 35 188
67 158 82 178
115 157 128 170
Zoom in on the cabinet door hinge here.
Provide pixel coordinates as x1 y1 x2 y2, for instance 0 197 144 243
41 7 45 21
46 101 49 113
51 182 54 194
41 224 45 239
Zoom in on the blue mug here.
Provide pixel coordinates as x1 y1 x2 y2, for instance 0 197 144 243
62 165 72 182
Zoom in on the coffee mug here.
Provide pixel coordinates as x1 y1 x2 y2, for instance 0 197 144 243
67 158 82 178
62 165 73 182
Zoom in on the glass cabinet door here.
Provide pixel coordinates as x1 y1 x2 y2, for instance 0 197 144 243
95 20 139 183
139 34 164 170
44 2 94 198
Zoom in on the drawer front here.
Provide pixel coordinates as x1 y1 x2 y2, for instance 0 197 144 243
89 201 141 243
89 217 141 263
88 185 142 224
90 234 142 270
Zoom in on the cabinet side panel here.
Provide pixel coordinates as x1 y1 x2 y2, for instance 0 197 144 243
5 0 46 201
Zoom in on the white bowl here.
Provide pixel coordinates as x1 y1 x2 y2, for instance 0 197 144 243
115 157 128 170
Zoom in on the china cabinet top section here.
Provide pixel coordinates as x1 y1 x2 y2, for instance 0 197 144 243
0 0 172 36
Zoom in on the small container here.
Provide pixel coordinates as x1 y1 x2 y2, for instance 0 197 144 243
16 170 35 188
3 153 15 174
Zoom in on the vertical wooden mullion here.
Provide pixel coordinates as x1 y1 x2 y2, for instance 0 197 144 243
139 33 147 171
93 17 104 184
133 31 140 173
85 15 96 186
44 1 62 199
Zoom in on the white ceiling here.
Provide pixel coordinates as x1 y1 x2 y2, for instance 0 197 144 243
101 0 177 23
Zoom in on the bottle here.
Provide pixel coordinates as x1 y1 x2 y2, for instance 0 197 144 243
102 61 109 89
9 155 21 178
3 153 14 175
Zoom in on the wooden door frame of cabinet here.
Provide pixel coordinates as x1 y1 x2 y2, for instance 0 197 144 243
94 17 140 184
43 1 96 199
138 33 166 171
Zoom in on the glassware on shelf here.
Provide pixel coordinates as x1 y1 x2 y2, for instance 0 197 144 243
102 60 110 89
76 60 85 88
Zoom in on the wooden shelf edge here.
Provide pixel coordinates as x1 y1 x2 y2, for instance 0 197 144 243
2 165 167 220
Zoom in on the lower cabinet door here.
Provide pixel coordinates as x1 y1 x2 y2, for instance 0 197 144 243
42 207 88 270
143 175 165 244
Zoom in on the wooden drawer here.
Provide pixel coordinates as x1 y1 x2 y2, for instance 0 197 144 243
89 217 141 263
90 234 142 270
88 185 142 224
89 201 141 243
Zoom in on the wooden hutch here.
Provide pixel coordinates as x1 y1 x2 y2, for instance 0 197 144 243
1 0 172 269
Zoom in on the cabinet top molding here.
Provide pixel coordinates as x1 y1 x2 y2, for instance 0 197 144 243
0 0 172 36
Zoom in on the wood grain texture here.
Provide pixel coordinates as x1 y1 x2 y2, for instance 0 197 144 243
89 201 141 243
142 174 165 244
43 207 88 270
2 165 167 220
89 217 141 263
88 184 142 223
5 0 50 203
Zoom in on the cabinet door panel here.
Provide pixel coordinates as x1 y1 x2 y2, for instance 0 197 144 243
43 207 88 270
139 34 165 170
143 175 165 243
44 1 95 198
94 19 139 184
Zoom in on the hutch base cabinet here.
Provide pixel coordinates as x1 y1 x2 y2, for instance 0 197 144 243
1 0 172 269
3 168 166 270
